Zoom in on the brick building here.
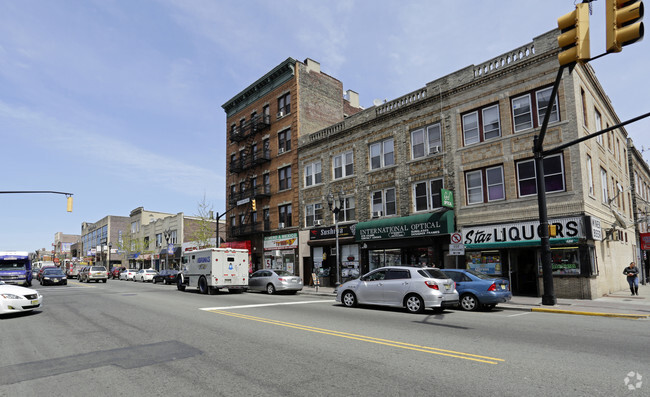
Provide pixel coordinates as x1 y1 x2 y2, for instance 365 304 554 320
298 29 641 298
222 58 361 273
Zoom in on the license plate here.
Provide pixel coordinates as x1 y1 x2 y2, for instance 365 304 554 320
224 279 231 282
500 285 506 290
444 284 451 289
31 300 38 305
54 279 60 282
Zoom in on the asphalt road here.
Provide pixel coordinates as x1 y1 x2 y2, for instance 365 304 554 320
1 279 648 396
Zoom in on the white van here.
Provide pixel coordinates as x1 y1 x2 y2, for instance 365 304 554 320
177 248 249 294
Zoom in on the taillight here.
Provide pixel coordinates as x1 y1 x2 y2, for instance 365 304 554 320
487 283 496 292
278 277 286 282
424 281 439 290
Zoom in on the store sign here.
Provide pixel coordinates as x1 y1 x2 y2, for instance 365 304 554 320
588 216 603 241
462 217 584 248
641 233 650 250
264 233 298 251
356 211 453 241
309 225 355 240
441 189 454 209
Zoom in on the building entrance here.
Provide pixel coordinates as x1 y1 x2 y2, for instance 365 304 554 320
509 249 538 296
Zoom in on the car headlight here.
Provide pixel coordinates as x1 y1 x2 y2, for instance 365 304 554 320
44 277 50 280
1 293 23 299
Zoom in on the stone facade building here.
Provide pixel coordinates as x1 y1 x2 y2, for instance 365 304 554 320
298 29 640 298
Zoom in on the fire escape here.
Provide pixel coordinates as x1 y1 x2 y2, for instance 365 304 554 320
228 112 272 238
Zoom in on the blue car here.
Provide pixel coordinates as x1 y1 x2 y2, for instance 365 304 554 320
441 269 511 311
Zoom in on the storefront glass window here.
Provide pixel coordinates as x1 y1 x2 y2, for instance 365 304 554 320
369 248 401 270
466 251 502 275
549 247 580 275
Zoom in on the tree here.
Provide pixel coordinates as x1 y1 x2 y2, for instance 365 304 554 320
187 194 218 249
115 229 147 267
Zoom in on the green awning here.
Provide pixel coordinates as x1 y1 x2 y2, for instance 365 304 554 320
465 237 580 249
355 210 454 241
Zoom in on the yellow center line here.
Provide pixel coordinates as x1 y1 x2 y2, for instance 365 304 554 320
208 309 504 365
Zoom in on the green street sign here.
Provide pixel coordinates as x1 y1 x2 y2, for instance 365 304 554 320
442 189 454 208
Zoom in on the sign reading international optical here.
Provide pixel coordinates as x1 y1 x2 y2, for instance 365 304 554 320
355 211 454 241
462 217 584 249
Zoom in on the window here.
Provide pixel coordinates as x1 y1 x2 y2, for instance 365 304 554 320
512 86 559 132
341 197 356 222
278 129 291 153
305 203 323 227
279 204 292 227
279 166 292 191
465 165 505 204
263 173 271 194
371 187 397 216
333 151 354 179
156 233 162 247
595 109 603 145
411 123 442 158
278 92 291 116
516 154 565 197
413 179 443 211
305 161 322 187
587 155 594 196
239 214 246 226
600 168 608 203
462 104 500 146
251 143 258 161
581 88 588 127
263 105 270 122
369 138 394 170
239 181 246 196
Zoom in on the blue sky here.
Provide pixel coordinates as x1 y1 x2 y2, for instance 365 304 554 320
1 0 649 252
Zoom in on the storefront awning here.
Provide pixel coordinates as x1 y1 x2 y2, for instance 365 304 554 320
465 237 580 249
355 210 454 241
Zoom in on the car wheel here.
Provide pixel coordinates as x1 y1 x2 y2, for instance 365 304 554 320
341 291 357 308
405 294 425 314
152 278 157 284
40 280 43 285
460 293 479 311
102 279 107 283
198 277 208 294
266 284 276 295
64 281 67 285
177 277 186 291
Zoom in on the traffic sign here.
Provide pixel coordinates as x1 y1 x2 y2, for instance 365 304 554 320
450 232 462 244
449 243 465 256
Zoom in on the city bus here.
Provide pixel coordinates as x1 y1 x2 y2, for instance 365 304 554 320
0 251 32 286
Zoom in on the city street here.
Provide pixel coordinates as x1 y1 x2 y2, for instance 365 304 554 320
1 279 648 396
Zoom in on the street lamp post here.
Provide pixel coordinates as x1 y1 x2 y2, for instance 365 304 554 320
107 242 112 272
163 229 172 271
327 190 344 288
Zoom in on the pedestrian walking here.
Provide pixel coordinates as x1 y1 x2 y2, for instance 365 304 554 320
623 262 640 296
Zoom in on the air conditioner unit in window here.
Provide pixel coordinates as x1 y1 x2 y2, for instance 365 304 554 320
277 110 285 118
278 147 285 154
278 222 285 229
372 211 383 218
314 220 323 226
430 145 441 154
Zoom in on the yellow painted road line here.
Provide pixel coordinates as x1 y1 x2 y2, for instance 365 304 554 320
531 307 650 319
208 309 504 365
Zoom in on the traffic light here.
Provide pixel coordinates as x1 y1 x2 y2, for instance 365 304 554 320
557 2 591 66
66 196 73 212
251 199 256 211
606 0 644 53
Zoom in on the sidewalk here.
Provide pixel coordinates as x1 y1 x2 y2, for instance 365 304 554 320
300 284 650 319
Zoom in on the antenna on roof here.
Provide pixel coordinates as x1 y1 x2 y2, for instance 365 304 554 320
372 99 383 107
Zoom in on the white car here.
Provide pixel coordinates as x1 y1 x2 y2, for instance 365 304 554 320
119 269 139 281
0 280 43 315
134 269 158 282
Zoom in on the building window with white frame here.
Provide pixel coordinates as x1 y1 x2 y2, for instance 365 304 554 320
369 138 395 170
279 204 292 227
587 155 594 196
278 92 290 117
278 129 291 153
371 187 396 216
333 151 354 179
600 167 608 203
462 104 500 146
413 179 443 211
465 165 505 205
305 203 323 227
595 109 603 145
341 197 356 222
411 123 442 158
512 86 559 133
304 161 322 187
516 154 565 197
279 166 291 191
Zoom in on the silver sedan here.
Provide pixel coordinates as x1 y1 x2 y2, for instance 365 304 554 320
248 269 303 294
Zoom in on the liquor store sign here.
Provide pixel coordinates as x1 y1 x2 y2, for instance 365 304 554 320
462 217 584 248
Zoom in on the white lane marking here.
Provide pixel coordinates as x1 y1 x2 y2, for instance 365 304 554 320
200 300 335 311
507 312 531 317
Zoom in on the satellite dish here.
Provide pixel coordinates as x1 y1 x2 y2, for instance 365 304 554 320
372 99 383 107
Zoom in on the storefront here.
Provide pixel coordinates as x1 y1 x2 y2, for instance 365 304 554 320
264 233 298 274
355 210 455 273
307 225 358 287
460 215 598 298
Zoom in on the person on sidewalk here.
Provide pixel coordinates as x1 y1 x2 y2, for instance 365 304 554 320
623 262 640 296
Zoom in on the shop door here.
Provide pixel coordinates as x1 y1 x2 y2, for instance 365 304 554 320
511 249 538 296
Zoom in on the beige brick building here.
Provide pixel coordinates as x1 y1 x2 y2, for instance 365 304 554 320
298 29 641 298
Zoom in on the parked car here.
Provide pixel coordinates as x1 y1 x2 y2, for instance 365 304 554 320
111 266 126 279
440 269 511 311
248 269 303 294
152 269 179 285
0 280 43 315
40 267 67 286
134 269 158 282
36 266 58 282
80 266 108 283
119 269 139 281
336 266 459 314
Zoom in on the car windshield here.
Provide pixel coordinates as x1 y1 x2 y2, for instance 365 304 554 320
418 268 449 279
465 269 496 280
43 269 64 274
146 270 156 273
92 266 106 271
274 270 293 276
